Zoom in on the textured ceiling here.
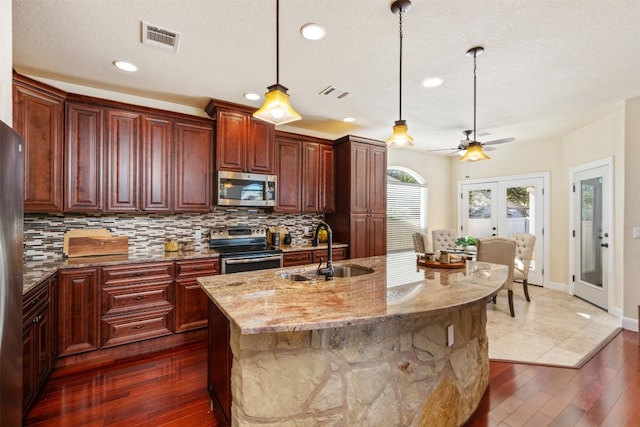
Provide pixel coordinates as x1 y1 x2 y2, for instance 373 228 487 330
12 0 640 154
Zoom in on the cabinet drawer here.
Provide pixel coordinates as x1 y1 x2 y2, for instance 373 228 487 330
101 282 172 316
175 258 220 278
311 247 348 263
101 262 174 286
283 251 312 267
23 281 49 324
100 307 173 348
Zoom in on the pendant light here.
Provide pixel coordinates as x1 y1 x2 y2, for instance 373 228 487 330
387 0 413 147
253 0 302 125
460 46 490 162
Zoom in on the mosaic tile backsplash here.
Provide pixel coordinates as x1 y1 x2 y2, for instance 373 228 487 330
24 207 324 261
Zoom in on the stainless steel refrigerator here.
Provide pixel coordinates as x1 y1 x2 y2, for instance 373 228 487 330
0 120 24 425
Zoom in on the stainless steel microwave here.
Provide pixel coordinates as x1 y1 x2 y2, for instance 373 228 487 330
217 171 277 207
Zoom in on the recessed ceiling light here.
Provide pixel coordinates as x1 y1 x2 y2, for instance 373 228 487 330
244 93 260 101
422 77 443 88
342 117 355 123
300 23 326 40
113 60 138 72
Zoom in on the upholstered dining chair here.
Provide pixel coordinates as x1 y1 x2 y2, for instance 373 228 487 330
412 232 429 253
477 236 517 317
513 232 536 302
432 229 457 253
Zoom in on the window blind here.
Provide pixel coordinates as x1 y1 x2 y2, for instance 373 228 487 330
387 181 427 252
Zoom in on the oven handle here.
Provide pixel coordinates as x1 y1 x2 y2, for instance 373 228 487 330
224 255 283 265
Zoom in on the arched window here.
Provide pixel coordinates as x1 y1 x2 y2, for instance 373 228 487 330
387 167 428 252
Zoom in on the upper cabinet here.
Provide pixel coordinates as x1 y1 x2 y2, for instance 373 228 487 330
275 131 334 214
13 74 66 212
205 99 276 174
173 119 213 212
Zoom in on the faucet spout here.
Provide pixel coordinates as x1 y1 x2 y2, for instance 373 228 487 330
315 221 334 280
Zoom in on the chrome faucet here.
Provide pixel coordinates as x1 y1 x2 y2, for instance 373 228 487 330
314 221 334 280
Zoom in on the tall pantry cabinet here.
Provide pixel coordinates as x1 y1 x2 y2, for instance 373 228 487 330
327 135 387 259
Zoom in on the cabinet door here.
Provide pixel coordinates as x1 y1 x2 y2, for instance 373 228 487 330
350 143 370 213
369 145 388 214
175 258 219 333
247 117 275 174
350 214 369 260
13 81 64 212
22 322 36 413
141 116 173 212
208 301 232 425
318 144 335 213
58 268 100 356
105 110 140 212
65 103 104 212
369 214 387 256
174 120 213 212
283 251 313 267
216 109 247 172
275 137 302 213
301 142 320 213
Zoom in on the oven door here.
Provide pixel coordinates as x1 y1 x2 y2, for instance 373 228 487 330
221 253 283 274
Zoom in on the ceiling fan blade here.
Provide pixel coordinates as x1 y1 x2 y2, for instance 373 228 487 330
426 147 460 152
482 137 516 146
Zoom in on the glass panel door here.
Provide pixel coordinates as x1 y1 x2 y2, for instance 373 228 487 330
573 164 609 310
461 182 498 238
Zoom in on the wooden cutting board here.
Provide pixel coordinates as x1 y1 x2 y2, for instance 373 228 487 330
67 236 129 258
63 228 111 256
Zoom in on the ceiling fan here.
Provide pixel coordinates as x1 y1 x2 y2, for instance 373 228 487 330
428 130 516 156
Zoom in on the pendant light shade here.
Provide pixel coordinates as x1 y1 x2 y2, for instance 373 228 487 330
387 0 413 148
253 0 301 125
460 46 490 162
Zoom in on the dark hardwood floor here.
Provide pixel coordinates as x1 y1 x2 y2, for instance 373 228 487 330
24 330 639 427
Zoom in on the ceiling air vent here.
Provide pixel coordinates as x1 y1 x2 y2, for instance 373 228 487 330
142 21 181 52
319 86 350 99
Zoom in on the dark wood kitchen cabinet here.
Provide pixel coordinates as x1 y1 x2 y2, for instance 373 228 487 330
174 119 213 212
275 131 334 214
282 250 312 267
100 262 175 347
208 300 232 427
22 275 57 415
326 135 387 259
141 115 173 212
104 109 140 212
64 102 105 212
206 100 276 174
57 267 100 356
13 74 66 213
175 258 219 332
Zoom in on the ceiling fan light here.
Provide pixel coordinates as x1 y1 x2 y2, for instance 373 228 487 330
387 119 414 147
253 84 301 125
460 142 490 161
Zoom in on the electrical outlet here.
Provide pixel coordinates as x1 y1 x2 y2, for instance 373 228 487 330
304 226 310 235
194 229 202 240
447 324 454 347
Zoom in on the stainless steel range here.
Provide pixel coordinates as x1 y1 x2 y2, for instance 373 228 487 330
209 227 283 274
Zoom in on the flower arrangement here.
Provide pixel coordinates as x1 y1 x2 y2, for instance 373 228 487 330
455 236 477 248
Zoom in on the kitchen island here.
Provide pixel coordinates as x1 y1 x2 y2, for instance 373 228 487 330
197 253 507 426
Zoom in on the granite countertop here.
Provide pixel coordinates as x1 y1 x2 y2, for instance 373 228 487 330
197 252 508 335
22 242 348 295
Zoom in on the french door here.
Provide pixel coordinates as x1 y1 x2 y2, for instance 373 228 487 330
571 161 612 310
460 175 546 285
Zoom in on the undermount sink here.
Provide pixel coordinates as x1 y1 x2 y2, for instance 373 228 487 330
279 272 309 282
332 264 374 278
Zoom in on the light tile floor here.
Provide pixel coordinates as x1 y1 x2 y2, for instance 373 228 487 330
486 284 621 367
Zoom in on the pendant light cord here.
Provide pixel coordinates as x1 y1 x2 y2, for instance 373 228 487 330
473 51 477 142
398 9 404 121
276 0 280 85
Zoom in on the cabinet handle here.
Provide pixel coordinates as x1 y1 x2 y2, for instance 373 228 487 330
132 325 145 330
133 295 146 301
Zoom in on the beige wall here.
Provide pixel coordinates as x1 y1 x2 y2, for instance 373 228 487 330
387 149 452 247
1 0 12 124
624 97 640 320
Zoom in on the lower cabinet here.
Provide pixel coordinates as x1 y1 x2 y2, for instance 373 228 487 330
22 275 57 416
175 258 220 332
57 268 100 356
208 300 232 427
100 262 175 347
283 247 348 267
